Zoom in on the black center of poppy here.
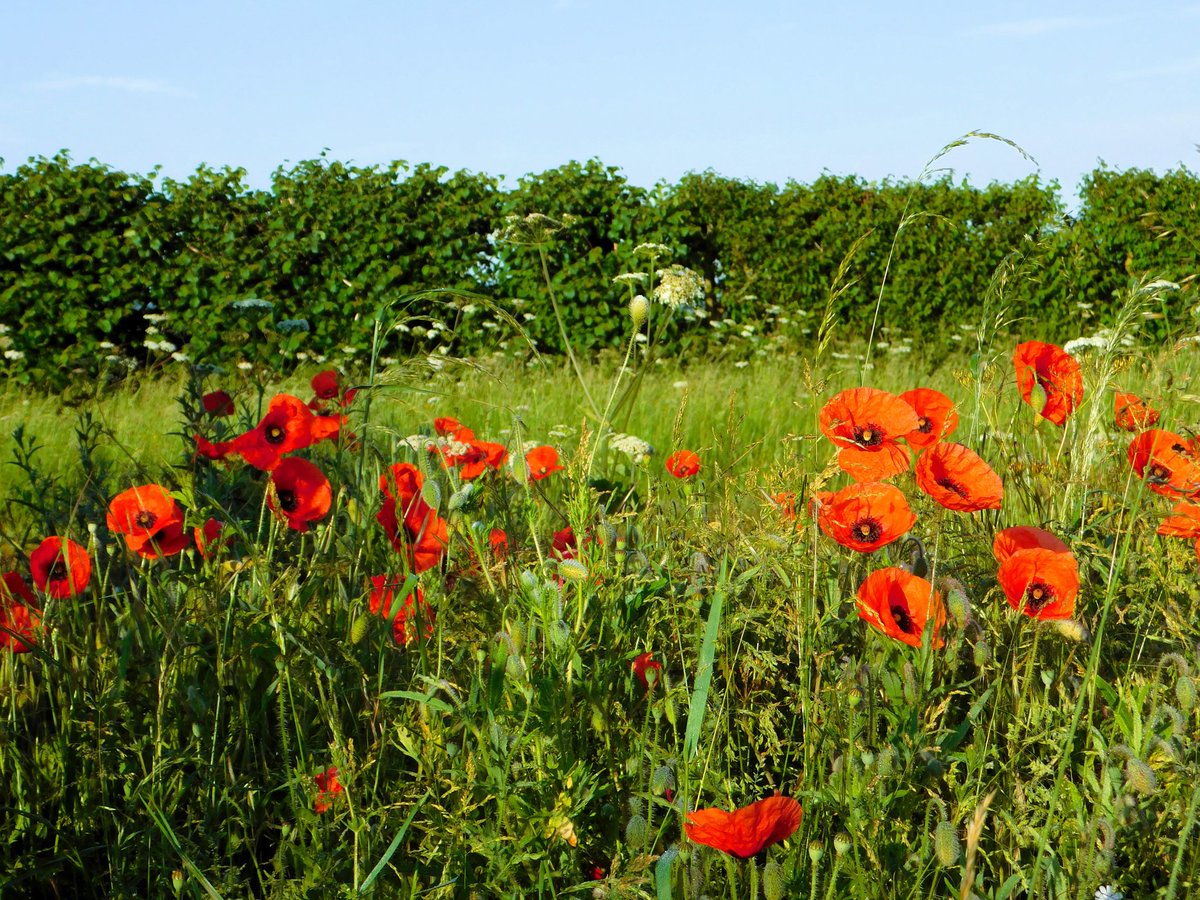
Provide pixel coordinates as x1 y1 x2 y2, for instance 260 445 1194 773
1024 581 1053 613
278 489 298 512
49 561 68 581
917 416 933 434
134 511 157 529
853 424 885 447
265 423 287 444
936 476 968 498
1146 463 1171 483
1171 442 1191 456
890 604 915 633
853 517 883 544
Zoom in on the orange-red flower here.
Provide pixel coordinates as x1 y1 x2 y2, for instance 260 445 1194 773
914 443 1003 512
29 536 91 599
446 439 508 480
526 445 564 480
369 576 436 646
856 567 945 648
1127 429 1200 498
268 457 332 532
1013 341 1083 426
0 572 39 653
1158 500 1200 539
194 435 234 462
992 526 1071 564
819 388 918 481
309 369 357 410
313 766 343 814
666 450 701 478
106 484 190 558
488 528 509 560
631 652 662 691
817 482 916 553
434 416 469 437
998 547 1078 619
1114 391 1160 431
684 795 803 859
231 394 315 470
193 518 225 558
377 463 449 573
770 491 796 520
202 390 235 417
900 388 958 448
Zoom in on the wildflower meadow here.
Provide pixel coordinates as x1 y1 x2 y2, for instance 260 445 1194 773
3 158 1200 900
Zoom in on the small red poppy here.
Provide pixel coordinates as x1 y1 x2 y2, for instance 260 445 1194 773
377 463 448 573
194 435 233 461
1127 429 1200 498
434 416 467 437
1114 391 1160 431
106 484 189 558
313 766 344 814
369 576 436 647
992 526 1071 564
914 443 1003 512
29 536 91 599
526 445 564 481
230 394 315 471
309 369 357 410
819 387 918 482
193 518 225 558
900 388 958 449
1013 341 1083 426
770 491 796 520
631 652 663 691
684 794 803 859
856 567 945 648
454 440 509 480
666 450 701 478
998 547 1078 620
551 526 577 560
817 482 916 553
268 457 332 532
488 528 509 560
202 390 235 417
0 572 40 653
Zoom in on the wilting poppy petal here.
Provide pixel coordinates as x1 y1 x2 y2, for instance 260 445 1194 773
856 567 945 648
684 795 803 859
1114 391 1160 432
1013 341 1083 426
914 443 1003 512
818 482 916 552
29 537 91 599
992 526 1071 564
313 766 343 814
998 547 1078 620
268 457 332 532
900 388 958 449
1128 429 1200 498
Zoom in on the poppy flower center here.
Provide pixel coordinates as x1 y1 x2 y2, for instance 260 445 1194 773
1024 581 1054 613
935 476 968 498
134 510 157 529
265 423 287 444
278 489 298 512
852 517 883 544
890 604 915 634
1146 463 1171 483
853 424 885 448
49 561 68 582
917 416 933 434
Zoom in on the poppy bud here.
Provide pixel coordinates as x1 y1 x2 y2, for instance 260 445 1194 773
1176 675 1197 711
834 832 852 855
559 559 588 583
946 589 972 626
629 294 649 329
1051 618 1089 642
625 814 648 849
973 641 991 669
1152 703 1184 735
902 661 918 705
762 860 786 900
1124 758 1158 795
934 820 960 866
875 745 895 777
651 765 676 795
350 614 369 644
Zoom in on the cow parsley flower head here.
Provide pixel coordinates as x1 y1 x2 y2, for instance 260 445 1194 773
653 265 704 311
610 433 654 464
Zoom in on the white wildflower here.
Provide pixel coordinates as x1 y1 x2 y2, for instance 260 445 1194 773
613 272 648 285
231 297 273 311
171 352 189 362
145 325 160 335
341 345 358 355
380 356 397 366
610 433 654 464
1094 887 1123 900
672 380 688 389
0 324 9 334
143 312 169 323
734 360 749 369
394 322 411 333
3 349 25 361
237 361 254 371
634 242 670 258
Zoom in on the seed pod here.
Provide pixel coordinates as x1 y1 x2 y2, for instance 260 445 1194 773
934 820 961 866
629 294 649 329
808 839 824 866
834 832 852 855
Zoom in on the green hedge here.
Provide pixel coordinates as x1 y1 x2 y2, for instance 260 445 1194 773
1 152 1197 385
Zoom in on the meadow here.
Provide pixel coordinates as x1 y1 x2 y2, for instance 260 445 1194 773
1 232 1199 900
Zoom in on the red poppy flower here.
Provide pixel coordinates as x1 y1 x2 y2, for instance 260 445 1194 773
1127 429 1200 498
666 450 701 479
914 443 1003 512
526 445 564 481
856 567 945 648
489 528 509 560
29 536 91 599
434 416 468 437
819 388 918 481
369 576 436 646
193 518 225 558
1013 341 1083 426
194 435 233 461
1114 391 1160 431
992 526 1071 564
230 394 315 470
0 572 40 653
1158 500 1200 540
998 547 1078 620
106 484 190 558
313 766 344 814
202 390 235 417
268 457 332 532
453 440 509 480
631 651 663 691
900 388 958 449
817 482 916 553
377 463 448 573
770 491 796 520
309 369 357 410
551 526 577 559
684 795 803 859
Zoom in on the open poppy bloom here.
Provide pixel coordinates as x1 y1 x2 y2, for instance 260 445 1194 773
107 484 191 558
202 390 235 417
309 369 357 411
377 463 449 573
1127 429 1200 498
992 526 1071 564
29 536 91 599
268 457 333 532
526 445 564 481
819 388 918 481
231 394 316 470
450 439 509 480
1013 341 1083 426
900 388 958 449
434 416 468 437
369 576 436 646
998 547 1079 619
631 651 663 691
856 567 945 648
0 572 40 653
313 766 344 814
817 482 916 553
1158 500 1200 540
666 450 701 478
1114 391 1160 431
914 443 1003 512
684 794 802 859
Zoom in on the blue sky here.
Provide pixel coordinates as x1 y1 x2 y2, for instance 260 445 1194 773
2 1 1197 201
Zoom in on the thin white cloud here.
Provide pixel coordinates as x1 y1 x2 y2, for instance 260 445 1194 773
969 16 1121 38
26 75 186 96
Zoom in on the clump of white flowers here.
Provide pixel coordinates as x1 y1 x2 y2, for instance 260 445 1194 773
1063 327 1135 355
609 433 654 464
653 265 704 311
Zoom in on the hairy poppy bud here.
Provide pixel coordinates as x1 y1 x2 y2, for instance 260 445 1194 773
973 640 991 668
1052 618 1089 642
902 661 918 705
1125 758 1157 795
875 745 896 777
762 860 786 900
625 814 648 849
1176 675 1197 711
629 294 649 329
934 820 960 866
651 765 676 795
558 559 588 583
350 614 369 644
